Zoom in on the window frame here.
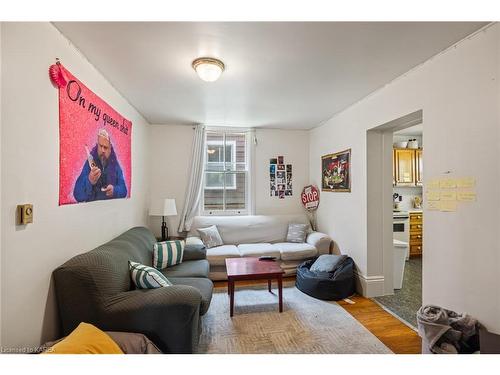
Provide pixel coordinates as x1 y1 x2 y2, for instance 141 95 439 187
201 128 254 216
204 139 237 190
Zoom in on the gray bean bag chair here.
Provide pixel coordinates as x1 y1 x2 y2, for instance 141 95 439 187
295 255 355 300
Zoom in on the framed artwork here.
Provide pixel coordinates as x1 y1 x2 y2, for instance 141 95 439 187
321 149 351 192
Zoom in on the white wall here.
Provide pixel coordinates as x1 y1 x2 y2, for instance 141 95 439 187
148 124 194 237
393 186 423 211
0 23 151 348
254 129 309 215
148 126 310 237
310 24 500 333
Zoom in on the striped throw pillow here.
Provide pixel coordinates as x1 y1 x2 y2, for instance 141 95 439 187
153 240 185 270
129 261 172 289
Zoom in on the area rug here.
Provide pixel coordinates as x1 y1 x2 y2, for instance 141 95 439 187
197 282 392 354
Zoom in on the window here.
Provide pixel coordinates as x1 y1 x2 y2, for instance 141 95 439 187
203 130 251 214
205 140 236 189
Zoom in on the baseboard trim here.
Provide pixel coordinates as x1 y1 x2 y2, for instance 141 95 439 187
354 271 385 297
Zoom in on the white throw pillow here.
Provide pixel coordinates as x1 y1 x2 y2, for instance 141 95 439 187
197 225 224 249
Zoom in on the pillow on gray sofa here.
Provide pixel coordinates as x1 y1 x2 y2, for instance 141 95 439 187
310 254 348 273
129 261 172 288
183 243 207 261
40 331 162 354
197 225 224 249
286 223 308 243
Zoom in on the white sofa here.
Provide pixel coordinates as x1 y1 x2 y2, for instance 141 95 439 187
186 214 332 280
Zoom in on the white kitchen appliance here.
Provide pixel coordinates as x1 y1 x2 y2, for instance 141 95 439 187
393 211 409 260
393 239 408 289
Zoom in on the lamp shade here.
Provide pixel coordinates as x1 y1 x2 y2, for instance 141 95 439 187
149 198 177 217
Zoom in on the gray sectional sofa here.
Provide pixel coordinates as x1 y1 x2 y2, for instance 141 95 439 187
187 214 332 280
53 226 213 354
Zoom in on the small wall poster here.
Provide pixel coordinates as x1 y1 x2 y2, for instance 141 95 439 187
321 149 351 192
57 65 132 205
270 156 292 199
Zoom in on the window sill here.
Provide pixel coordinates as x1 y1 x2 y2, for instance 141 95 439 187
202 210 249 216
204 187 237 190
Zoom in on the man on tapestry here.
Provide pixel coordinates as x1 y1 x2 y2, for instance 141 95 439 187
73 128 127 202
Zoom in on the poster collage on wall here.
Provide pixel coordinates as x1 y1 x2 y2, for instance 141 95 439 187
270 156 292 199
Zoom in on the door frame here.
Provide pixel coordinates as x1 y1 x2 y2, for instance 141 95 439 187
366 110 423 296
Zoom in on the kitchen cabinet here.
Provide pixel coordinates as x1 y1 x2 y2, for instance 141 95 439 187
409 212 423 257
415 149 423 186
393 148 423 187
394 149 416 186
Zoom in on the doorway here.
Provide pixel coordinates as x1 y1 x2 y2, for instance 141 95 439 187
366 110 423 329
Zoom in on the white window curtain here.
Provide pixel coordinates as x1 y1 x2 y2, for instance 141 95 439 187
178 124 206 233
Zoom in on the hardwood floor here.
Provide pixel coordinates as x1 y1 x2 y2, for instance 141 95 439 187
338 295 422 354
213 277 421 354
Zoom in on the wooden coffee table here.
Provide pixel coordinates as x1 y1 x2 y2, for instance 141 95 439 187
225 257 285 317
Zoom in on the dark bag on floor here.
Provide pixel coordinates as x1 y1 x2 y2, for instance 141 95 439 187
295 256 355 300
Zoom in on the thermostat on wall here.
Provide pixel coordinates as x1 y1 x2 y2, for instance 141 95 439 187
17 204 33 225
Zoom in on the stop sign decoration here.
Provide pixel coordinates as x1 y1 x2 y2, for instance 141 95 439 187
301 185 320 211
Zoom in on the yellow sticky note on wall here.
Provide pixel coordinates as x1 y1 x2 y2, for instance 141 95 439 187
440 201 457 212
426 191 440 201
440 191 457 201
427 201 440 210
457 191 477 202
426 179 440 189
439 179 457 189
456 177 475 189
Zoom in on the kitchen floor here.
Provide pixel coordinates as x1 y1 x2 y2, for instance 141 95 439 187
373 257 422 329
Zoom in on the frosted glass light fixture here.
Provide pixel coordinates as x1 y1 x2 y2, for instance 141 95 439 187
192 57 225 82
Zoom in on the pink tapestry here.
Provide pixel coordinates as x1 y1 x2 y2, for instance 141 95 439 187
58 65 132 205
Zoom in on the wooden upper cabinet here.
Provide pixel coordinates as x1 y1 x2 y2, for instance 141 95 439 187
394 149 416 186
392 148 423 187
415 149 423 186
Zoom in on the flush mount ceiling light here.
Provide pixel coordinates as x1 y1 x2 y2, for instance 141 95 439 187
192 57 225 82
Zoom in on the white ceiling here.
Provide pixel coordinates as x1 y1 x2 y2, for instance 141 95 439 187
394 124 423 136
54 22 486 129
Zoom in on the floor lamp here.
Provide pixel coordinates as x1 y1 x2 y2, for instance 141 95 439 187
149 198 177 241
